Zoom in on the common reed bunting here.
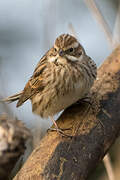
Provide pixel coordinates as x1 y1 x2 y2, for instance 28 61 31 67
2 34 97 136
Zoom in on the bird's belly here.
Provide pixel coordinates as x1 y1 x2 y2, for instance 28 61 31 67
32 80 89 118
54 90 82 112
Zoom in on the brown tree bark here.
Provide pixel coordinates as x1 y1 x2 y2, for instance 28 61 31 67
14 46 120 180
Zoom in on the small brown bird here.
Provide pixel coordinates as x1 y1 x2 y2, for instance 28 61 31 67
2 34 97 136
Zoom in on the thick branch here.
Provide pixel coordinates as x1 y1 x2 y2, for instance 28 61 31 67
14 46 120 180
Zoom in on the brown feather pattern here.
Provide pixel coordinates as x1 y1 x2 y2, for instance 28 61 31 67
2 34 97 118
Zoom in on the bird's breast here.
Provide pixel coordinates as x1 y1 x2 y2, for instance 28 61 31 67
31 63 92 118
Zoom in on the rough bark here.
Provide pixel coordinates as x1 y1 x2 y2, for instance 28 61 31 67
0 114 30 180
14 46 120 180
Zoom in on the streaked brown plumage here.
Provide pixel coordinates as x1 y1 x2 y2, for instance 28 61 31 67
2 34 97 136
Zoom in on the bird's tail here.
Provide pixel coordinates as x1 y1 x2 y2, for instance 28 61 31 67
1 91 23 103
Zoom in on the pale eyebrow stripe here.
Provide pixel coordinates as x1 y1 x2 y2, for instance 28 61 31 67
72 42 79 48
65 42 79 50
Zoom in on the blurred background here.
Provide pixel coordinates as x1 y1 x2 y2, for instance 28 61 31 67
0 0 120 179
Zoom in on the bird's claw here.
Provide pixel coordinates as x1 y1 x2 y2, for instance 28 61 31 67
47 127 73 138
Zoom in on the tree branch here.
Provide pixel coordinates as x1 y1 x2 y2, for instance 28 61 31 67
14 46 120 180
84 0 113 48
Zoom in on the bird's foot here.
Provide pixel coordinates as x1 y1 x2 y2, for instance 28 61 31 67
47 127 72 138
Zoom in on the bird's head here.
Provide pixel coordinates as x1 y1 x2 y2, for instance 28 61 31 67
48 34 85 64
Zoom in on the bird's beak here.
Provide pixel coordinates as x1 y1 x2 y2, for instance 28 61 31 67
59 49 65 57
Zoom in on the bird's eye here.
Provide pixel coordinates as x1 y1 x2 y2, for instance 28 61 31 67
54 48 57 52
69 48 74 52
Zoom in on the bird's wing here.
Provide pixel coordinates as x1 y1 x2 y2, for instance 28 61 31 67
16 55 48 107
